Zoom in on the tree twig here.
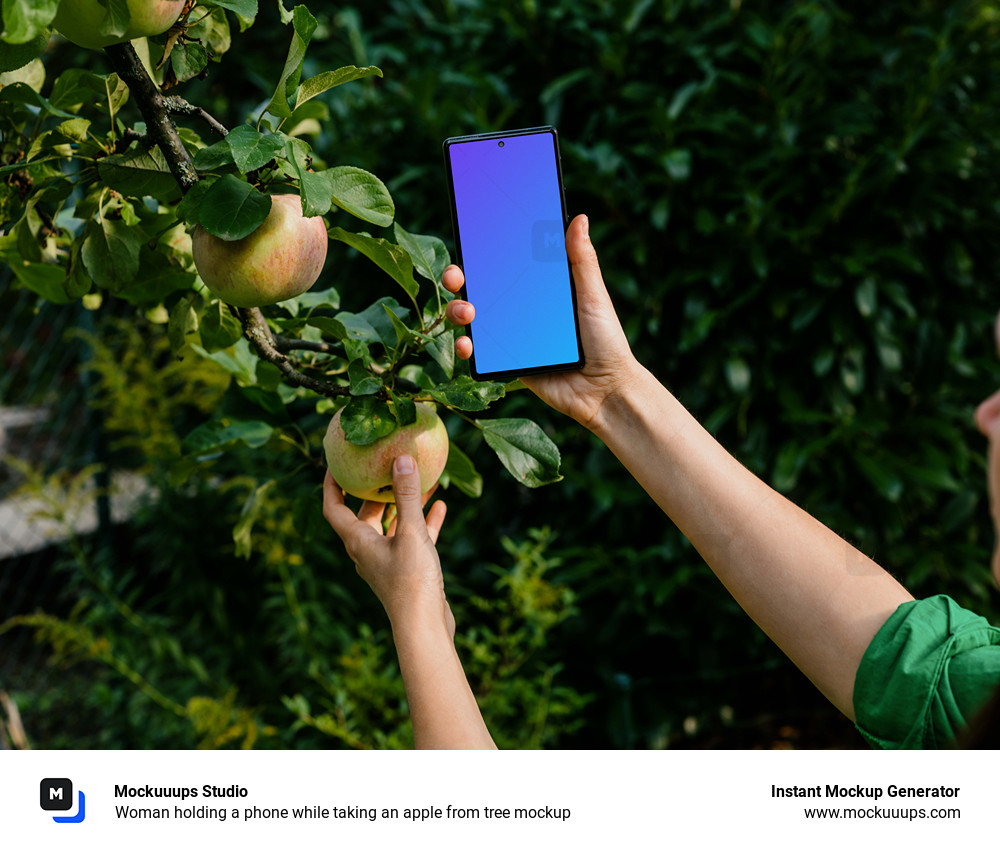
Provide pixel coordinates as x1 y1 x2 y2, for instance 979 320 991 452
238 308 350 399
274 337 341 355
163 96 229 138
103 42 198 192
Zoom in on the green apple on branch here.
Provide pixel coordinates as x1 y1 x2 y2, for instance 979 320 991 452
53 0 186 49
192 193 328 308
324 402 449 502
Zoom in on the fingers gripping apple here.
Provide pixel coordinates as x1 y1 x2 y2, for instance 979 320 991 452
192 194 328 309
324 403 450 502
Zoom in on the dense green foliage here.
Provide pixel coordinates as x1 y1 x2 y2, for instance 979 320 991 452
4 0 1000 748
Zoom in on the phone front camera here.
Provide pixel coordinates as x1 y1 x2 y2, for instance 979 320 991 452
498 141 505 148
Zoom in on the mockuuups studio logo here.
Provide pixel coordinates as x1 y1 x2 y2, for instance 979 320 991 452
40 778 86 823
531 220 564 262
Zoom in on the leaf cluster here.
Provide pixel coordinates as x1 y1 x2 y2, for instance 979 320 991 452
1 0 564 500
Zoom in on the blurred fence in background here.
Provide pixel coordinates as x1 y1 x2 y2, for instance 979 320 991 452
0 270 110 749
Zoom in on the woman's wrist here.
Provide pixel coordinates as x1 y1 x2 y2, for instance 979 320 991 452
387 594 452 640
586 360 657 440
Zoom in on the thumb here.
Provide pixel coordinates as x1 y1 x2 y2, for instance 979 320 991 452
565 214 612 312
391 454 425 531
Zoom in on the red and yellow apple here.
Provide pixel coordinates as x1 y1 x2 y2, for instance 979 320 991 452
324 403 450 502
192 194 328 308
53 0 185 49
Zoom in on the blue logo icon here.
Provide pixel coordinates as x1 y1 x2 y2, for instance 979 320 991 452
40 778 86 823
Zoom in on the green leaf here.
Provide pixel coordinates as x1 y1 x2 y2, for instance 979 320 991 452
236 385 287 418
232 480 276 560
170 40 210 83
325 166 394 227
347 360 381 396
0 80 73 118
429 375 505 411
200 300 244 352
394 223 449 283
1 0 58 44
56 117 90 142
855 453 903 502
855 277 877 318
304 313 371 342
204 0 258 23
296 65 383 106
117 248 196 307
358 297 409 349
191 338 258 384
175 175 217 225
442 441 482 498
479 417 562 487
725 358 751 393
294 170 334 217
81 218 142 292
102 72 130 116
99 0 130 39
295 289 340 312
13 215 41 263
48 68 110 111
0 26 49 69
10 261 73 305
425 328 455 380
328 227 419 307
225 124 285 174
263 4 318 119
668 81 701 120
64 240 92 301
389 391 416 427
183 419 274 455
905 464 960 492
283 139 331 216
341 396 396 446
192 137 236 171
772 442 805 492
197 174 272 240
0 54 43 89
662 148 692 181
187 5 231 58
97 146 181 201
168 293 200 355
383 301 415 346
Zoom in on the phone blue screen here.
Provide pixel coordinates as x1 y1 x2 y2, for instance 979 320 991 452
446 129 581 378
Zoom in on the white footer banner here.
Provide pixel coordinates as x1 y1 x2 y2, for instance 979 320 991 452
1 749 986 848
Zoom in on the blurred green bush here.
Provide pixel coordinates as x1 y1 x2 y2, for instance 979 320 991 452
7 0 1000 748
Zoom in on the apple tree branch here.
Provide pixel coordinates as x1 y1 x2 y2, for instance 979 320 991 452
104 41 348 399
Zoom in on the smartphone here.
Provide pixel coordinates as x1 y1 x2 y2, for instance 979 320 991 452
443 126 584 382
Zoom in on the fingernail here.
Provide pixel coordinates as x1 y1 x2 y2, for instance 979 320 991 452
395 455 415 474
581 214 589 237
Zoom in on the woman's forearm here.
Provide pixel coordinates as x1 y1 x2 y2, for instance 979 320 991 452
391 610 497 749
590 365 913 718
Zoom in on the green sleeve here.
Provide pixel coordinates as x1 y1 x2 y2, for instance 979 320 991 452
853 594 1000 749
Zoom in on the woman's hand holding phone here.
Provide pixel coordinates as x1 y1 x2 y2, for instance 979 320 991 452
444 214 643 432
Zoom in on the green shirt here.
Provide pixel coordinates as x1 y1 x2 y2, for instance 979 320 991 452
853 594 1000 749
